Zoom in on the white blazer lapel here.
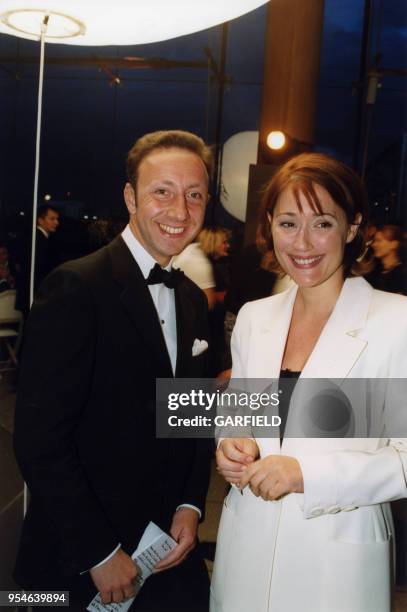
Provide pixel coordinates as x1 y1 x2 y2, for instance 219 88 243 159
249 287 298 457
301 277 372 379
253 285 298 379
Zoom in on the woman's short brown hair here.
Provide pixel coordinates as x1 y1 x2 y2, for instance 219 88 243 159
257 152 369 276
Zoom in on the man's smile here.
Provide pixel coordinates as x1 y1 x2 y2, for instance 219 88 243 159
158 223 186 235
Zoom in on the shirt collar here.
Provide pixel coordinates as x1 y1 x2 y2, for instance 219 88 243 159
121 224 172 279
37 225 49 238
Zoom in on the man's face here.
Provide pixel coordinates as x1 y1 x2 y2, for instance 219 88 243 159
124 147 209 266
38 210 60 233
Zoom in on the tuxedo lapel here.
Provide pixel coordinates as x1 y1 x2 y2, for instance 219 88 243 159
108 236 173 377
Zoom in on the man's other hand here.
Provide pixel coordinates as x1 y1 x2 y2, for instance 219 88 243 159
90 548 139 604
154 507 199 572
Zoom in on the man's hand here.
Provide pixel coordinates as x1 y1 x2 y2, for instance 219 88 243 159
239 455 304 501
154 507 199 572
216 438 259 484
90 548 139 605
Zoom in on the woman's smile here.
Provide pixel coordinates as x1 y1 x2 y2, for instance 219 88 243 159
289 254 325 268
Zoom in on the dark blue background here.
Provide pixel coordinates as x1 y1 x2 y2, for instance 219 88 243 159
0 0 405 221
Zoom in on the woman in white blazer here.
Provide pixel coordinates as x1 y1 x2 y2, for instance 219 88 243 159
211 153 407 612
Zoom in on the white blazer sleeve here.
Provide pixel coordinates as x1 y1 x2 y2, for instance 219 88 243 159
298 443 407 519
297 320 407 519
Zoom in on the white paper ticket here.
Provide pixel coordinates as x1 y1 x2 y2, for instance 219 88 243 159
87 523 177 612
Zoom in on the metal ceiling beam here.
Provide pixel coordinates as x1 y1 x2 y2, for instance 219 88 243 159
0 56 208 70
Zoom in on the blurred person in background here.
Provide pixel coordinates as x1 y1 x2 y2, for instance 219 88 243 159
87 217 127 252
198 227 231 299
368 224 406 295
35 204 60 290
361 222 377 261
0 241 16 293
198 227 232 376
173 237 216 310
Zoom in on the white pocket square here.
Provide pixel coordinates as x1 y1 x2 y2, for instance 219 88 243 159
192 338 208 357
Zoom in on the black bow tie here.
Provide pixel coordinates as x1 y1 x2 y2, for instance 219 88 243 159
146 263 184 289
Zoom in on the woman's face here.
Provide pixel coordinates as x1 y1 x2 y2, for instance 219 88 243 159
217 237 230 259
270 184 358 289
372 231 398 260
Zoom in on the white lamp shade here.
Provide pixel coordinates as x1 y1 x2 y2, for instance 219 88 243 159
0 0 269 45
220 131 259 222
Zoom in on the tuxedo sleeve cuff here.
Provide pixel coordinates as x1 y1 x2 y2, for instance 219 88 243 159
80 543 121 574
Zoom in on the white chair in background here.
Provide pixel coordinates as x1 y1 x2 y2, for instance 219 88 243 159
0 290 23 374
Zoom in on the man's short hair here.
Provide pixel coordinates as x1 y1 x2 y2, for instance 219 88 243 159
126 130 214 190
37 204 59 220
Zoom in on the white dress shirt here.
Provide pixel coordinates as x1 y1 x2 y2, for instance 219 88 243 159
122 224 177 374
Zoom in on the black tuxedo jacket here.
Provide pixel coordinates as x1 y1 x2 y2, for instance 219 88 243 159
34 228 50 290
14 235 211 587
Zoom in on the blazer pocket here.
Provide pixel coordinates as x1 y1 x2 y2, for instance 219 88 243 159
320 539 391 612
223 486 239 513
331 504 391 543
211 494 237 604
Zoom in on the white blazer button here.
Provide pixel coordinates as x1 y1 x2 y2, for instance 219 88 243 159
310 507 324 517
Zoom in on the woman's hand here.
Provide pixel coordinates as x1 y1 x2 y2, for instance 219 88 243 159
239 455 304 501
216 438 259 485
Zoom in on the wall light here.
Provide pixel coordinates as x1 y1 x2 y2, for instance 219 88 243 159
267 130 286 150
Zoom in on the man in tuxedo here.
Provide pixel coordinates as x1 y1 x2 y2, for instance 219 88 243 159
14 130 213 610
35 204 60 289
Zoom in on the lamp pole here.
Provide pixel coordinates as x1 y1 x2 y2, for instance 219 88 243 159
29 15 48 309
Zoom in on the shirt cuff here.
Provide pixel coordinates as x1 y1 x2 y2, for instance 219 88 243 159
176 504 202 518
81 543 122 574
